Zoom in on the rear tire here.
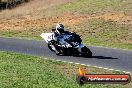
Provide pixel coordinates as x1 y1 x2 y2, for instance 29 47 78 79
81 46 92 58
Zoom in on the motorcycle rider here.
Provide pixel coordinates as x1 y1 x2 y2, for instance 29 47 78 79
51 23 82 55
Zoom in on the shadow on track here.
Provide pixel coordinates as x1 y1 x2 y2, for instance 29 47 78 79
92 56 118 59
58 54 118 59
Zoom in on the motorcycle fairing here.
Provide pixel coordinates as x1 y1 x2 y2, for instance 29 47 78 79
40 33 53 43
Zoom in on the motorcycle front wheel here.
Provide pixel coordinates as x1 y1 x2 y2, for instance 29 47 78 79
48 44 55 52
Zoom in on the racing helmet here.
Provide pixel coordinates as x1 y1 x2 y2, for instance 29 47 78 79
55 24 65 35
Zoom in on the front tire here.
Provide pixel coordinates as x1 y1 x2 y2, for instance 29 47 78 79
48 44 64 56
81 46 92 58
48 44 55 52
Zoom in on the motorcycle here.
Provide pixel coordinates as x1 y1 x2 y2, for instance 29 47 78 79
40 32 92 57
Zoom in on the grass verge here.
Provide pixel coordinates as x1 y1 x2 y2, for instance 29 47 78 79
69 19 132 49
0 51 131 88
45 0 132 16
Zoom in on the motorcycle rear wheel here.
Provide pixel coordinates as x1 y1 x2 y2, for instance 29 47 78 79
81 46 92 58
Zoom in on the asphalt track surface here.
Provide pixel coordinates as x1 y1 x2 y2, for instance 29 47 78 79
0 37 132 72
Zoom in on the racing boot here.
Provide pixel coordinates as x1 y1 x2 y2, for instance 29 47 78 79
55 50 61 55
54 45 63 55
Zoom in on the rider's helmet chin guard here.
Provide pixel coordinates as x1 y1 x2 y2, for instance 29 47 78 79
55 24 65 35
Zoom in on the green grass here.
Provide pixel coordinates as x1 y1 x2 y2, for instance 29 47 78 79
46 0 132 15
69 19 132 49
0 28 44 40
58 0 118 13
0 51 131 88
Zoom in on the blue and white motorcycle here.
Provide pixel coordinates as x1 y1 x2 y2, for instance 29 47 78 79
40 32 92 57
